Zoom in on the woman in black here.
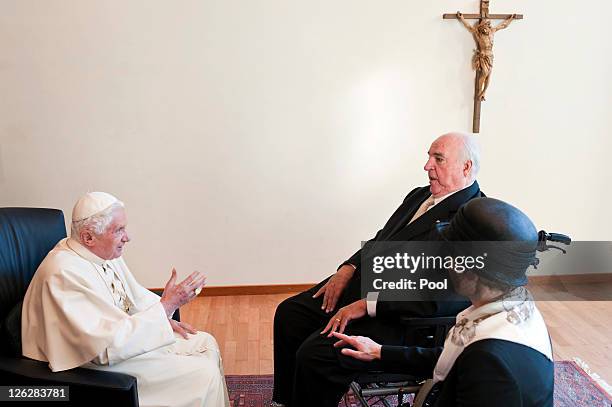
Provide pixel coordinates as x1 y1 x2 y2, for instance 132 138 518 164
333 198 554 407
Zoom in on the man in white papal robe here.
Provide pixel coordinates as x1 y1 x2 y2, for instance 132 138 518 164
22 192 230 407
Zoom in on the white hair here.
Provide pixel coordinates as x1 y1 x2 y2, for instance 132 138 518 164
71 201 125 242
460 133 481 180
442 132 481 181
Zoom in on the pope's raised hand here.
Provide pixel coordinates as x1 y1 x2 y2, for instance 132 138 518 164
160 268 206 318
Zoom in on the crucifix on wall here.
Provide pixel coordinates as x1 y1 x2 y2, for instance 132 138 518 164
443 0 523 133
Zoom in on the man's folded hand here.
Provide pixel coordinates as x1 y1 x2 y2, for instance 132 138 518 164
312 264 355 313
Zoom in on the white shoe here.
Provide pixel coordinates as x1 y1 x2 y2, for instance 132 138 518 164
270 402 286 407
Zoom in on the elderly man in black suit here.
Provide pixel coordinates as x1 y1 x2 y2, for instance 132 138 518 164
334 198 554 407
272 132 484 407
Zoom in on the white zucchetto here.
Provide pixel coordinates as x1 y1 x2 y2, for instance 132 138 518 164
72 192 121 222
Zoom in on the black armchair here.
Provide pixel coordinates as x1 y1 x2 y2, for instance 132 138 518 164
0 208 143 406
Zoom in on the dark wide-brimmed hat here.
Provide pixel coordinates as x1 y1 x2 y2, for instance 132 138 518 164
438 197 539 287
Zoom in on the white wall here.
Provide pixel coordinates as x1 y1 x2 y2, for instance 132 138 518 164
1 0 611 287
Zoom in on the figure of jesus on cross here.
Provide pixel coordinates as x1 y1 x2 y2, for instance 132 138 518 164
457 12 516 101
443 0 523 133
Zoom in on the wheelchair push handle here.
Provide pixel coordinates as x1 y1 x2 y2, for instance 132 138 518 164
537 230 571 254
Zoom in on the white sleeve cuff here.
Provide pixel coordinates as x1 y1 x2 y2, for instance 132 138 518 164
106 301 175 365
366 292 379 317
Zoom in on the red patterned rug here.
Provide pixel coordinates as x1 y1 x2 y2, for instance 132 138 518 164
225 361 611 407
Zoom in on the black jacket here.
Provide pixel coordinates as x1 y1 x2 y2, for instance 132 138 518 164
381 339 554 407
340 181 483 319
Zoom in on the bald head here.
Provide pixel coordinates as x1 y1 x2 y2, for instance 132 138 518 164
423 132 480 197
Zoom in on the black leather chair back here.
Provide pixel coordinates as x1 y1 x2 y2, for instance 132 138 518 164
0 208 66 355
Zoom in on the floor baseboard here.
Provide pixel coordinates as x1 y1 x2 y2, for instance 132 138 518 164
150 273 612 297
150 283 316 297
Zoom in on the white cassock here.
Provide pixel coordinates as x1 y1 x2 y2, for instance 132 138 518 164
22 237 230 407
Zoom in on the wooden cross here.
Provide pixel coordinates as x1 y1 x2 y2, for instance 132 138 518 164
443 0 523 133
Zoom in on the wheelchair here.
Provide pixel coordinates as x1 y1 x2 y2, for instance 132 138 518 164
346 230 571 407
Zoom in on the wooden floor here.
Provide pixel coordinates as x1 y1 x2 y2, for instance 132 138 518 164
182 293 291 375
181 290 612 383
